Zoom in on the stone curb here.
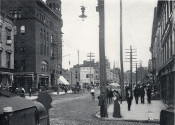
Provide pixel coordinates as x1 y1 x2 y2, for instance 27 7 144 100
94 112 160 124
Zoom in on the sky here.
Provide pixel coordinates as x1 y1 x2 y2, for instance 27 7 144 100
44 0 157 71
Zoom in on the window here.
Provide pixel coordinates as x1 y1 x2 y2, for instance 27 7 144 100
18 10 21 18
41 61 48 72
49 3 52 9
53 3 56 10
47 32 49 42
40 44 43 55
21 60 25 71
51 35 53 43
6 52 11 68
6 28 12 45
21 47 25 52
51 48 54 57
20 25 25 34
14 10 17 18
40 28 43 44
14 60 17 69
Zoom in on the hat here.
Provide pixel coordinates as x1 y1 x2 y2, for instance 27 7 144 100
3 107 13 113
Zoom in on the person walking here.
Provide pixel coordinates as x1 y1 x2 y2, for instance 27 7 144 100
140 86 145 104
37 91 52 125
126 89 133 111
147 85 152 104
113 91 122 118
134 85 139 104
90 87 95 100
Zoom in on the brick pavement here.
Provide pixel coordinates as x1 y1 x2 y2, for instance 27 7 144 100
49 90 160 125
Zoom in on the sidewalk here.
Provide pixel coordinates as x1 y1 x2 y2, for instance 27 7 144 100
96 99 167 123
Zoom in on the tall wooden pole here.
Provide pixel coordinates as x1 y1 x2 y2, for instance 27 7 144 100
120 0 124 98
130 45 132 89
96 0 108 117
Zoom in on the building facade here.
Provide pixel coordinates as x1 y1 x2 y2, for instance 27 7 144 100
1 0 63 91
150 1 174 105
0 11 15 88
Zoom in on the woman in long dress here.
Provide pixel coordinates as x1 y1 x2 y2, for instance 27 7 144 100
113 91 122 118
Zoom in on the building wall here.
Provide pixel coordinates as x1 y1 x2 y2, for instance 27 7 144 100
150 1 175 104
2 0 63 90
80 67 95 88
0 14 14 69
0 12 15 87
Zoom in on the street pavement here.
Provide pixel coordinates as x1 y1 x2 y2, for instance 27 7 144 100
49 89 160 125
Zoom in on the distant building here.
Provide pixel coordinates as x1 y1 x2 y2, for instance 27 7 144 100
80 67 95 88
0 11 15 88
1 0 63 91
150 1 174 104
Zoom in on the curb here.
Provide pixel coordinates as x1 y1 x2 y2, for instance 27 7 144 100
94 112 160 124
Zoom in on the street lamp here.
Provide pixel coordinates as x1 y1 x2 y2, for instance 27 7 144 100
79 6 87 21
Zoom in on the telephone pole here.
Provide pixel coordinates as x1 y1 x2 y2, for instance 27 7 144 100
87 52 95 85
78 50 80 83
96 0 108 118
120 0 124 98
125 45 137 90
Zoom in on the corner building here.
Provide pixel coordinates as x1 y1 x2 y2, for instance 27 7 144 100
1 0 63 91
150 1 174 105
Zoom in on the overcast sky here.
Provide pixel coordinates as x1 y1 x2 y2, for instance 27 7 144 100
44 0 157 71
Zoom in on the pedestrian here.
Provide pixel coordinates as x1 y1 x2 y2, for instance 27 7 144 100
109 88 113 103
126 89 133 111
37 91 52 125
134 85 139 104
29 87 32 97
119 92 123 104
113 91 122 118
147 85 152 104
90 87 95 100
140 86 145 104
20 87 25 98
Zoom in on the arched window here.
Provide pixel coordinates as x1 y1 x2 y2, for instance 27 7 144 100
20 25 25 34
41 61 48 72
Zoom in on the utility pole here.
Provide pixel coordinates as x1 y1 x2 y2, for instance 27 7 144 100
87 52 95 85
96 0 108 118
120 0 124 99
77 50 80 83
136 63 137 85
125 45 137 90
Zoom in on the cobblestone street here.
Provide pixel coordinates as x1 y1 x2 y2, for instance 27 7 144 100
49 90 160 125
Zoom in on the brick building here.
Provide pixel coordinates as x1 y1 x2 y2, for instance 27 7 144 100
0 11 15 88
150 1 174 105
1 0 63 91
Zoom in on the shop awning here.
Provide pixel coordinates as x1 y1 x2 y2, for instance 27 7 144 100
58 76 70 85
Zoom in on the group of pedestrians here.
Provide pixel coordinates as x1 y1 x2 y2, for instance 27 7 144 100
126 84 152 111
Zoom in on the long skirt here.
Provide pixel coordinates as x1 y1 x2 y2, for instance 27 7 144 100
113 100 122 118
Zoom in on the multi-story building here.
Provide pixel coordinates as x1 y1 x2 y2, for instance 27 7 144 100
1 0 63 91
80 67 95 88
150 1 174 104
0 11 15 88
